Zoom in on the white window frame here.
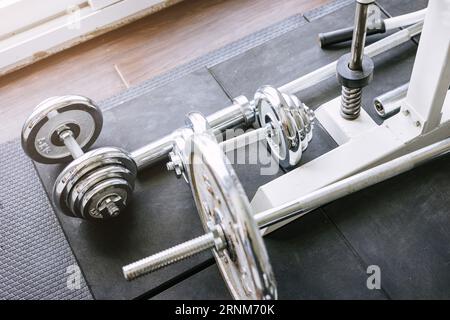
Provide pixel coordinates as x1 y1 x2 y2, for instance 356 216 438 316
0 0 183 76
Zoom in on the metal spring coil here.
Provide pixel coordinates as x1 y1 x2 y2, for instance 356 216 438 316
340 86 362 120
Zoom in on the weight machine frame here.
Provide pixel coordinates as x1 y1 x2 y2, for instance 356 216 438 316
253 0 450 233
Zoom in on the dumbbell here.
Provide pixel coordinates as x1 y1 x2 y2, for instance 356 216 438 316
122 126 450 299
21 86 314 220
22 96 138 219
165 86 315 181
132 85 314 172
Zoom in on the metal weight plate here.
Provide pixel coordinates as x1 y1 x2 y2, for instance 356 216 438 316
69 165 135 218
282 93 314 151
255 86 302 169
79 178 133 219
53 147 137 219
186 133 277 300
21 95 103 163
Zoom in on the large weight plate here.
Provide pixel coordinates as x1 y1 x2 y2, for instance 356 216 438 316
186 133 277 300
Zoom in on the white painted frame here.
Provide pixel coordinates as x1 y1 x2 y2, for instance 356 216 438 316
0 0 182 76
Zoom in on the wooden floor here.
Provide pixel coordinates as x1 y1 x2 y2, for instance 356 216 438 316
0 0 328 143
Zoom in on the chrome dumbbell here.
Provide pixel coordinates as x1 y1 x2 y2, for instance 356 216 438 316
22 96 137 219
21 86 314 220
122 127 450 299
132 85 314 172
165 86 315 181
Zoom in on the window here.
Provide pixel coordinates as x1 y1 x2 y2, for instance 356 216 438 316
0 0 182 75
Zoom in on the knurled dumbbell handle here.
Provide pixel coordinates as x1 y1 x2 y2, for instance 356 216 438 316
123 137 450 280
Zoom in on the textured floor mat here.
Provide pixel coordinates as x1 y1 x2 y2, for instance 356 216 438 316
0 140 92 300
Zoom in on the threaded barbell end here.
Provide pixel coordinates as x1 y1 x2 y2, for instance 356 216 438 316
123 233 216 281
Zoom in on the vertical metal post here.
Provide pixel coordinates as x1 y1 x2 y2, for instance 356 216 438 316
404 0 450 133
349 1 371 71
339 0 375 120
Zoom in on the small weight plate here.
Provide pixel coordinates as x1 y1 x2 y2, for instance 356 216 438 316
69 165 135 218
283 93 314 151
22 95 103 163
53 147 136 218
187 133 277 300
255 86 302 169
283 93 308 151
80 178 133 220
54 147 136 217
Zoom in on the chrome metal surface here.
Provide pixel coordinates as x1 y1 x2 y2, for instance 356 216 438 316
123 132 277 300
53 147 137 219
374 83 409 118
131 133 176 171
188 133 277 299
131 97 256 170
59 129 85 159
340 0 374 120
219 125 270 153
208 96 255 135
282 92 314 150
123 231 220 281
21 95 102 164
255 86 304 168
349 2 372 70
340 87 363 119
